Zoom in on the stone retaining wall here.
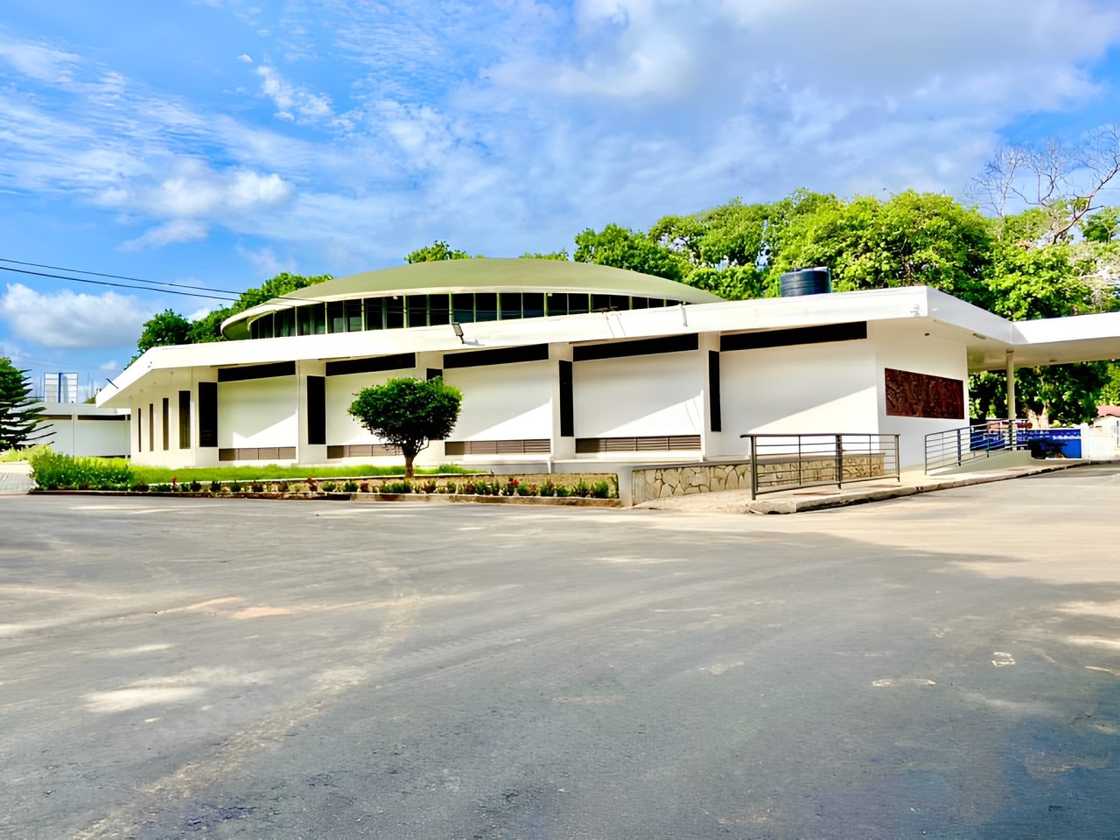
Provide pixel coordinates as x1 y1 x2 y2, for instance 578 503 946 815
631 455 887 505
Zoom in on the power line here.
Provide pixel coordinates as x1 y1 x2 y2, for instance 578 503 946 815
0 265 245 303
0 257 316 305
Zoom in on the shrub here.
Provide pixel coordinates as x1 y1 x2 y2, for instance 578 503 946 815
555 485 570 497
540 481 556 497
516 483 533 496
502 478 518 496
442 481 457 494
153 483 171 493
591 480 612 499
462 481 476 494
274 480 289 493
343 480 359 493
359 481 370 493
421 480 437 493
573 480 590 498
209 480 222 493
250 481 264 493
322 481 338 492
189 480 202 493
28 450 133 491
383 480 413 494
229 481 243 493
130 481 149 493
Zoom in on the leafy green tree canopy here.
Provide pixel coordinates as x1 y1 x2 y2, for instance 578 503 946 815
0 357 48 451
348 377 462 478
519 250 570 261
406 241 472 263
573 224 688 281
136 309 192 356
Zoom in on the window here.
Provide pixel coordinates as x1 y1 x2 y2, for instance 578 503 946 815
591 294 625 312
647 297 667 308
386 296 405 329
346 299 363 332
429 293 450 325
250 314 274 339
546 292 566 316
407 295 428 327
327 301 346 333
631 297 649 309
453 293 475 323
523 292 545 319
275 308 296 337
567 293 589 315
500 292 522 320
298 303 325 335
365 298 384 330
178 390 190 449
475 292 498 321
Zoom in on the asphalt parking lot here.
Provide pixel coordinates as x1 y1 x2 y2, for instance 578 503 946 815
3 464 1120 839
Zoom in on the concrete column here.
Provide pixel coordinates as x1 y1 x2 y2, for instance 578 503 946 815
698 332 722 460
1005 349 1016 445
548 342 575 462
414 352 446 465
296 359 327 465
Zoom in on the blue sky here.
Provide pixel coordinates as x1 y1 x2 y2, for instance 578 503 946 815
2 0 1120 393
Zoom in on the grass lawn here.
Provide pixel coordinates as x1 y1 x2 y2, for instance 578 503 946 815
127 461 472 483
0 445 48 463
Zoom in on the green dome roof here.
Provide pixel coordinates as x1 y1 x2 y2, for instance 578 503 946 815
222 258 720 338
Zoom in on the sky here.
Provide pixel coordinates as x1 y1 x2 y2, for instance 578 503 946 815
2 0 1120 394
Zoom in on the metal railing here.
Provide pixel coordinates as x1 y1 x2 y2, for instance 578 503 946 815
924 422 1017 474
740 433 901 498
925 421 1083 473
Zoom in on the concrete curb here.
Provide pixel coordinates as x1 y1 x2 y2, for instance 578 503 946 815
745 459 1097 514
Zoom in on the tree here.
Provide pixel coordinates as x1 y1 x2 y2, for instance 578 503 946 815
1082 208 1120 243
519 250 570 261
769 191 994 305
573 224 688 281
972 127 1120 244
406 241 472 263
136 309 192 356
0 357 48 451
348 377 462 479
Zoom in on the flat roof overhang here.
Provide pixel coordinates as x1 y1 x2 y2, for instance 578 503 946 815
97 286 1120 407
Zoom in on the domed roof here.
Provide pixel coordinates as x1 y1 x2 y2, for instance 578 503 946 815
221 258 720 338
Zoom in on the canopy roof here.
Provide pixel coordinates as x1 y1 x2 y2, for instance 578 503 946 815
221 258 721 338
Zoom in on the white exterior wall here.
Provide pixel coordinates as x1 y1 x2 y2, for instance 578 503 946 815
573 351 704 438
217 377 298 449
445 361 554 441
325 369 407 446
717 340 879 456
870 322 970 468
37 408 131 457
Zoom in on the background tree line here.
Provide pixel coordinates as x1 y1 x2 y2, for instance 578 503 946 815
137 133 1120 425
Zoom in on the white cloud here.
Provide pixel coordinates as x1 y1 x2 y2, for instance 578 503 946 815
255 64 332 122
187 306 213 322
120 219 208 251
0 36 79 82
0 283 153 349
97 359 119 373
238 53 253 64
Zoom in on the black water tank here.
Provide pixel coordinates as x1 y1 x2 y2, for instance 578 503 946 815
780 267 832 297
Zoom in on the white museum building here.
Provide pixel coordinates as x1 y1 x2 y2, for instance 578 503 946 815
96 258 1120 471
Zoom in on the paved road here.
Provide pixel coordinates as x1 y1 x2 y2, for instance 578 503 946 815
2 466 1120 839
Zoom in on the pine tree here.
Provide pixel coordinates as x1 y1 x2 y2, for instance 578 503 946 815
0 358 49 451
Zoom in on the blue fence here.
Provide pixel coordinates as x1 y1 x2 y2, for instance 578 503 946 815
969 427 1082 458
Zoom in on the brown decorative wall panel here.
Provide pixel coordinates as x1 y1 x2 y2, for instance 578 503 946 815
326 443 402 458
443 439 550 456
884 368 964 419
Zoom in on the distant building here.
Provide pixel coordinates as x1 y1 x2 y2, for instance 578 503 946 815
43 372 79 404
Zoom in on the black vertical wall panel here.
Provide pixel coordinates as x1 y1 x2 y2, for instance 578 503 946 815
198 382 218 448
708 350 722 433
307 376 326 445
559 360 574 438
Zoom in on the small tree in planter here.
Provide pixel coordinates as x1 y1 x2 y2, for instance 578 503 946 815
348 377 462 479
